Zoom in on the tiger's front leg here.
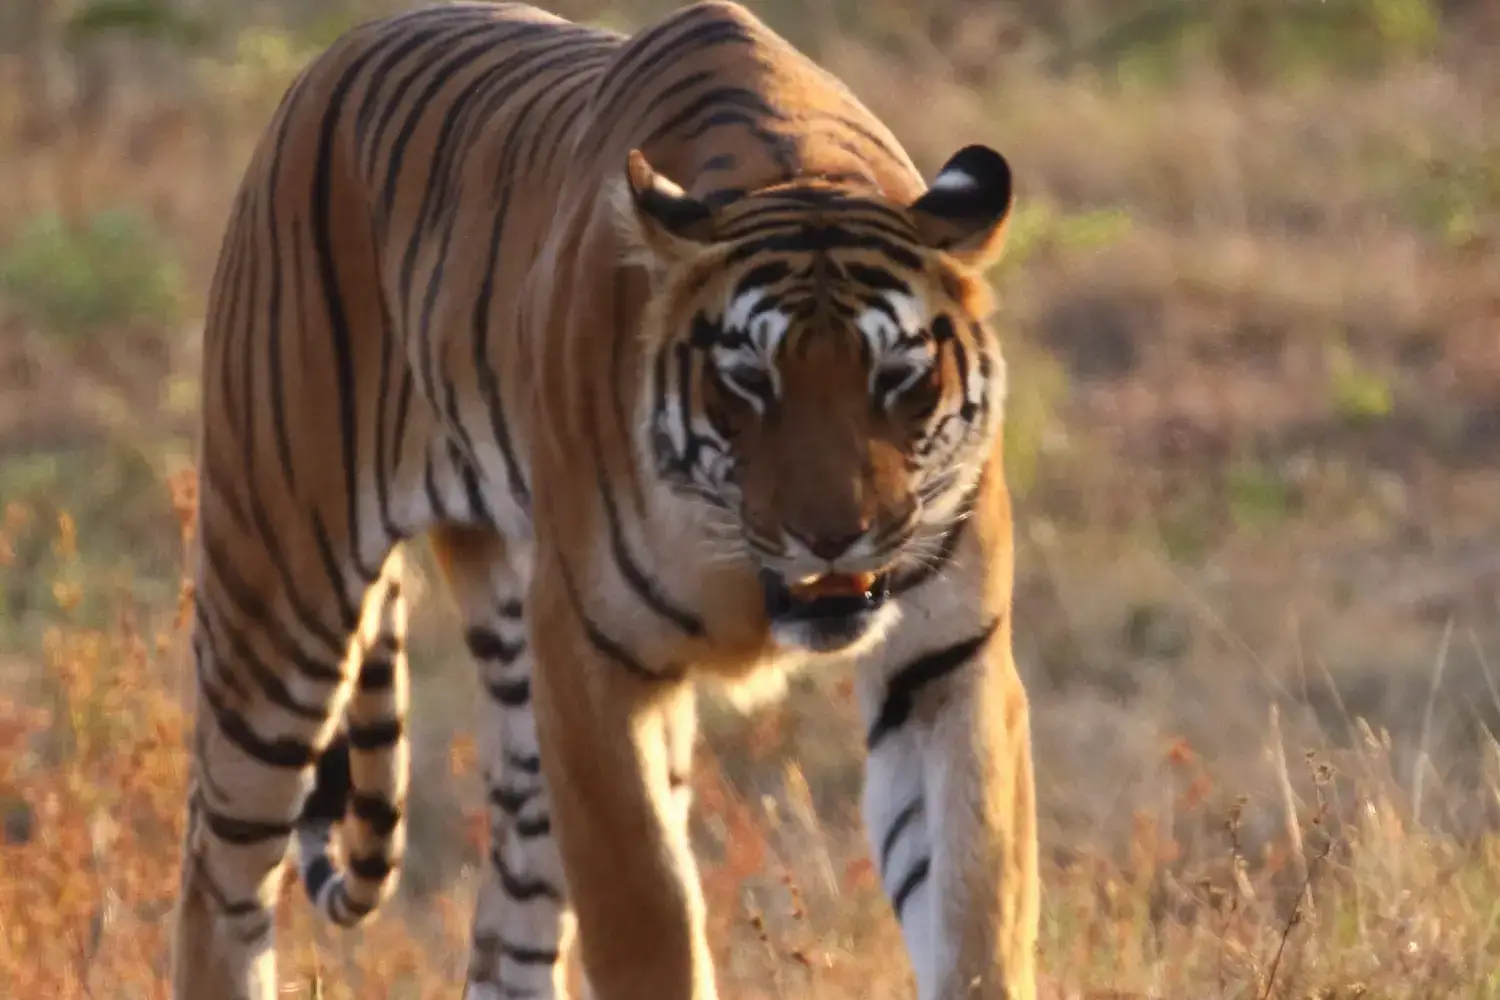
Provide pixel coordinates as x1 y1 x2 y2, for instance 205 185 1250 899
857 612 1039 1000
527 559 718 1000
428 527 579 1000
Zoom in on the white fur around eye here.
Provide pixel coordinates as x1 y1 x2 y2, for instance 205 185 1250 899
724 288 765 330
712 344 778 413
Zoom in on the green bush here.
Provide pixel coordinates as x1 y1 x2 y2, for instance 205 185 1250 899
1070 0 1441 88
0 208 185 338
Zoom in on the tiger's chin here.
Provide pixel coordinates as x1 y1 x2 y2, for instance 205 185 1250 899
759 569 898 655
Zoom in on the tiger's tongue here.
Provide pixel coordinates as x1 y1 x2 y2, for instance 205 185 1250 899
787 572 877 601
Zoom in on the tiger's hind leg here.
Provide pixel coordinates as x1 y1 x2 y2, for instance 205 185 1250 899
172 543 404 999
428 526 577 1000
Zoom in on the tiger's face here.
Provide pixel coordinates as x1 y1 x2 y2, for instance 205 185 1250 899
616 146 1014 653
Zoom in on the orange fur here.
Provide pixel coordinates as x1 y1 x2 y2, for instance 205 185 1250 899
171 3 1037 999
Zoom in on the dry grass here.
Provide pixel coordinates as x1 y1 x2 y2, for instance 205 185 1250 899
3 0 1500 997
6 499 1500 998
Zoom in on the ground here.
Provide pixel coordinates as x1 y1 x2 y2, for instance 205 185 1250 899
2 0 1499 997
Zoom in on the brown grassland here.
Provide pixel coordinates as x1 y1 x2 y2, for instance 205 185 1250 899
1 0 1499 997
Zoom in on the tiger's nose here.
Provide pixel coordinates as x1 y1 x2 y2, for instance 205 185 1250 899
793 528 865 561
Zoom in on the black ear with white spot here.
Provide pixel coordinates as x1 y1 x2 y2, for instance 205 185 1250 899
908 144 1014 269
620 148 719 261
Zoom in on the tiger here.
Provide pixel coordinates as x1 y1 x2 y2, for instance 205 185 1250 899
170 1 1039 998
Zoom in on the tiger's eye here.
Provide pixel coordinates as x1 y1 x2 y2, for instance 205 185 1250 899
904 365 942 416
873 367 911 399
726 367 774 400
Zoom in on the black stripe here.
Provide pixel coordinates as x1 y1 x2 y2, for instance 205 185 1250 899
460 453 496 527
299 736 351 825
725 225 924 270
348 851 395 881
310 512 362 631
643 85 785 150
210 195 250 433
311 40 380 597
351 792 402 837
889 483 979 596
389 367 416 523
594 458 704 637
891 856 930 921
221 473 349 646
534 77 597 176
866 620 1000 750
514 815 552 839
361 20 501 183
718 203 918 247
486 677 531 707
191 852 264 918
491 849 561 901
472 932 561 968
354 13 489 174
414 203 456 438
396 25 565 314
846 262 912 297
604 153 655 522
588 16 751 146
236 188 263 493
380 33 503 278
630 65 714 123
199 676 316 769
702 186 746 208
475 36 611 194
555 555 684 683
473 55 605 511
491 51 610 200
829 113 907 167
264 87 304 493
533 52 617 176
347 720 404 750
198 444 253 536
490 784 534 816
338 886 376 919
678 107 799 177
200 801 294 846
505 751 541 774
501 940 559 966
197 635 249 701
674 342 696 471
194 604 328 721
734 260 794 297
372 285 403 542
466 626 525 663
423 454 449 520
227 911 273 943
950 330 977 422
402 24 563 250
359 657 396 690
879 798 923 875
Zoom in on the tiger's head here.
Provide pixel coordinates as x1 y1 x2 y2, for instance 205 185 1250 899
614 145 1014 654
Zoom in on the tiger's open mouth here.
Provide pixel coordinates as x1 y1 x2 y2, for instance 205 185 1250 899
759 569 891 622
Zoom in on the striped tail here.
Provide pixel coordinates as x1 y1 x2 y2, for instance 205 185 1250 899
294 555 411 926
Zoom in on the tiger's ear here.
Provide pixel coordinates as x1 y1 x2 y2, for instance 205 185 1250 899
614 148 718 269
908 144 1014 270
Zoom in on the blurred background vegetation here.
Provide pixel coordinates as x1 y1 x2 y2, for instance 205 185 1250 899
1 0 1499 996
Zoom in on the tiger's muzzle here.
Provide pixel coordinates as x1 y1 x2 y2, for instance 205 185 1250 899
759 568 892 653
